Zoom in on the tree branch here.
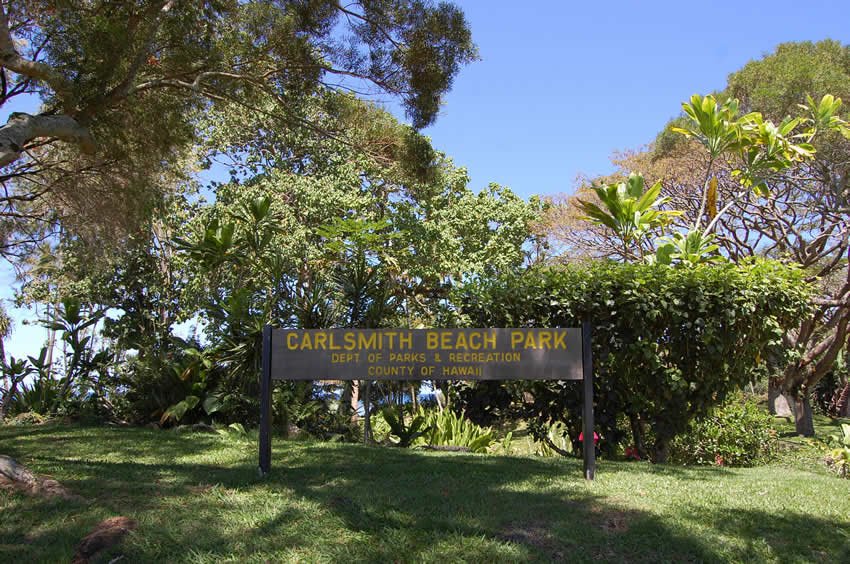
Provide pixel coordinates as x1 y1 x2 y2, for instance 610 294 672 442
0 5 73 112
0 113 94 167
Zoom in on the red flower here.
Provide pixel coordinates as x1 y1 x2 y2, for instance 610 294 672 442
624 446 641 460
579 431 600 445
715 454 725 466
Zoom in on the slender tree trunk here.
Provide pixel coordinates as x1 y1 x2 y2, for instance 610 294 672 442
410 383 418 411
837 382 850 417
629 413 648 460
350 380 360 422
363 380 372 444
339 381 352 416
0 337 10 420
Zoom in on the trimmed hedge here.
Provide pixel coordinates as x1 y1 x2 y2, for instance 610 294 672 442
458 259 810 462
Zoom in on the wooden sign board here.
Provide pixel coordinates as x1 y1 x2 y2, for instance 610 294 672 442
259 324 595 480
270 328 584 381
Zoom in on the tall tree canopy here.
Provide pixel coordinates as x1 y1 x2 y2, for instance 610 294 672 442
0 0 477 260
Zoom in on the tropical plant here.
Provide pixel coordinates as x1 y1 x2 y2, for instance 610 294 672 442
575 173 681 261
532 420 574 458
672 93 845 235
380 406 430 447
654 229 722 267
37 298 106 414
0 356 34 419
419 408 494 453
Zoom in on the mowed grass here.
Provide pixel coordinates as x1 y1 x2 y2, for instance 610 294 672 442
1 423 848 563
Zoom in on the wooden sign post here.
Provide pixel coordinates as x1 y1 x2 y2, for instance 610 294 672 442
259 325 595 479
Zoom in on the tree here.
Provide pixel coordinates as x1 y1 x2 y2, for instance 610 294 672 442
541 41 850 436
0 0 477 261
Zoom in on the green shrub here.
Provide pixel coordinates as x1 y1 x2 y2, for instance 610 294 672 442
824 423 850 478
459 259 811 462
670 395 777 467
418 408 494 453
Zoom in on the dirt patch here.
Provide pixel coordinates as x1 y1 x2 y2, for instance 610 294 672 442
498 520 566 561
187 483 214 495
600 512 630 534
589 504 631 534
72 516 137 564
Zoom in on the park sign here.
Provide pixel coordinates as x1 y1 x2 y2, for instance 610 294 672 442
270 328 584 381
259 324 596 479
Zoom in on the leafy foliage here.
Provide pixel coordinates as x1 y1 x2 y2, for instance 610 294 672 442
459 260 812 462
381 406 430 447
824 424 850 478
0 1 478 261
669 395 777 467
418 408 494 453
575 173 680 260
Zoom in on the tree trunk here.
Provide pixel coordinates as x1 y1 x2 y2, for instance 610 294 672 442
628 413 648 460
350 380 360 422
410 383 418 411
834 381 850 417
363 381 372 444
651 440 670 464
0 454 39 487
792 393 815 437
768 378 794 417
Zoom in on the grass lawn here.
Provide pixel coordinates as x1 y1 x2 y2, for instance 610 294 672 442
1 423 848 563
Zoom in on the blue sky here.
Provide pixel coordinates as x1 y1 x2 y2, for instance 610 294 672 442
417 0 850 198
3 0 850 359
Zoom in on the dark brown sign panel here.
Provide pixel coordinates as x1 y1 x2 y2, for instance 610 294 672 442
269 328 583 381
259 324 595 481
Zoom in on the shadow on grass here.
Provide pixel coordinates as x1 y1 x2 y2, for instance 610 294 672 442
2 425 848 562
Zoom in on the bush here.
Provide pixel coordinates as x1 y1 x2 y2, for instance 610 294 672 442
824 423 850 478
458 259 811 462
669 395 777 466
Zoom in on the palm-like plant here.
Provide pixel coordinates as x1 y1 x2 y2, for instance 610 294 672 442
575 173 681 261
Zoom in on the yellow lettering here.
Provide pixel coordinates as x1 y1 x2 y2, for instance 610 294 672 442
314 332 327 350
344 332 357 351
524 332 537 349
287 333 298 350
483 332 496 349
455 332 468 350
299 333 312 350
511 331 524 349
427 332 439 349
399 331 412 349
384 331 398 350
358 333 378 350
538 331 552 349
441 331 453 349
553 331 567 349
328 332 342 350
